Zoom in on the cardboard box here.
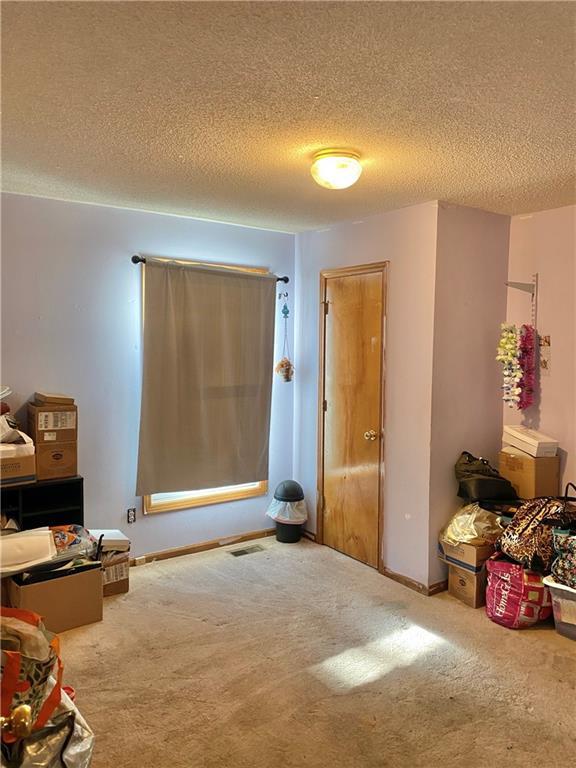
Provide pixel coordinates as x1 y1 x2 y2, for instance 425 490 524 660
35 392 75 406
8 566 103 633
438 539 494 572
0 452 36 486
28 402 78 445
36 442 77 481
102 551 130 597
499 447 559 499
89 529 130 596
448 564 487 608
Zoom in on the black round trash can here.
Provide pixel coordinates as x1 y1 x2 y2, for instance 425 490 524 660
275 521 303 543
272 480 305 543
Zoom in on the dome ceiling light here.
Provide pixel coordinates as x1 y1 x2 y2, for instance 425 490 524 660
310 149 362 190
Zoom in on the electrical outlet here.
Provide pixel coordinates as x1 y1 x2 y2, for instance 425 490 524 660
127 507 136 524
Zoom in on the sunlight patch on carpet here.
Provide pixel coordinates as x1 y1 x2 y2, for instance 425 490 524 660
310 625 446 691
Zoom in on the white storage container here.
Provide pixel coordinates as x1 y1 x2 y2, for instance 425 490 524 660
543 575 576 641
502 425 558 458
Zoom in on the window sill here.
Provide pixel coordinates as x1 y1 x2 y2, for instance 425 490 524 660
143 481 268 514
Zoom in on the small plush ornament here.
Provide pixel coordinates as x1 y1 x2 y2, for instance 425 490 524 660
275 357 294 382
275 294 294 382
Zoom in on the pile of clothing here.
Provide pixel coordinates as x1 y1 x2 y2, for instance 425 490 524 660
487 482 576 629
450 452 576 630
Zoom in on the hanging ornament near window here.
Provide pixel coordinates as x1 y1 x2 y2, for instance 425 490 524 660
275 292 294 382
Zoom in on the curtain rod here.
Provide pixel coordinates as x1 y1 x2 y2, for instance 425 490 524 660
131 255 289 283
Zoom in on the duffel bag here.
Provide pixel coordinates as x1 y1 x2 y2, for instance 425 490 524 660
455 451 518 502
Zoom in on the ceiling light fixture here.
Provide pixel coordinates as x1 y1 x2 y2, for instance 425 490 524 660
310 149 362 190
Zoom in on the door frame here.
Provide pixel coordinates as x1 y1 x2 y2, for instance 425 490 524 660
316 261 389 570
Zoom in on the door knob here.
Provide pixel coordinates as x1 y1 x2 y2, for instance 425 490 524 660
363 430 378 441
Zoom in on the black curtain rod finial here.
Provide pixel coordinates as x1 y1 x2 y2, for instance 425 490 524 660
132 255 288 282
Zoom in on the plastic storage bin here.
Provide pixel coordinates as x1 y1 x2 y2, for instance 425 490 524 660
543 575 576 640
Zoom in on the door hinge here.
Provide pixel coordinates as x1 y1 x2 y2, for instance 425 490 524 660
323 399 328 412
323 301 329 316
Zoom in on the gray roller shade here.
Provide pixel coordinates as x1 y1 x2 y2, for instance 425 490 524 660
136 260 276 496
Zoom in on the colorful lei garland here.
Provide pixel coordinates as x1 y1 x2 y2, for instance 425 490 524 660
518 324 536 410
496 323 536 410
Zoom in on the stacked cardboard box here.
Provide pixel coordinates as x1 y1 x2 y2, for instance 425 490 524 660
500 426 560 499
91 529 131 596
499 447 559 499
438 539 494 608
0 434 36 487
28 392 78 481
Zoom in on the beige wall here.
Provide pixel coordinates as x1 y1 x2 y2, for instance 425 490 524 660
505 204 576 489
295 201 512 589
429 204 510 585
294 202 439 586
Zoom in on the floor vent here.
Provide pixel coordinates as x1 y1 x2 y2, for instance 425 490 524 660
229 544 265 557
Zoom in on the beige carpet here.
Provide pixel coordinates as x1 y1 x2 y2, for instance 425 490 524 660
61 539 575 768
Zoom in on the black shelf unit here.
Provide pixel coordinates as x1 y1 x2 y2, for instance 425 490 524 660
1 475 84 530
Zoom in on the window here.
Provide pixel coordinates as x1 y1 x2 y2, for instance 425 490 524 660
143 481 268 515
138 257 274 511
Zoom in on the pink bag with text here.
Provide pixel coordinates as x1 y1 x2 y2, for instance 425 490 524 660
486 554 552 629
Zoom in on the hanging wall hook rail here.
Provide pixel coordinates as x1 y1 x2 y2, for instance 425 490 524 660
505 272 538 328
131 254 289 283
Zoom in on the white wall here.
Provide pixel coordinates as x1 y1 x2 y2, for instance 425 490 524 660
2 191 538 589
505 204 576 488
429 204 510 584
1 193 295 556
294 202 439 586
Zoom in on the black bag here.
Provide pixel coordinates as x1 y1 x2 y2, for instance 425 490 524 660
455 451 518 502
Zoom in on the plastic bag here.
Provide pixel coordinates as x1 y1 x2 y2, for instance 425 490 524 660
486 554 552 629
1 679 94 768
1 608 62 743
441 503 504 546
50 526 96 556
266 498 307 524
51 683 94 768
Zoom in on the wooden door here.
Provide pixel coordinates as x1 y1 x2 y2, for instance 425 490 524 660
319 264 387 568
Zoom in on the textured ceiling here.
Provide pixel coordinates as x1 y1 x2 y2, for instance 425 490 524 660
2 1 575 232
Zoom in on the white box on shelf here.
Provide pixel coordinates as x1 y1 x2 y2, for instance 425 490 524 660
502 425 558 458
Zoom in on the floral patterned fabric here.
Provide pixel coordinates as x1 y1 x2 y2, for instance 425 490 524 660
551 530 576 590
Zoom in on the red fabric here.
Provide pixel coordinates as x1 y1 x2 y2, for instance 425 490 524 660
0 606 43 626
486 554 552 629
1 652 21 717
